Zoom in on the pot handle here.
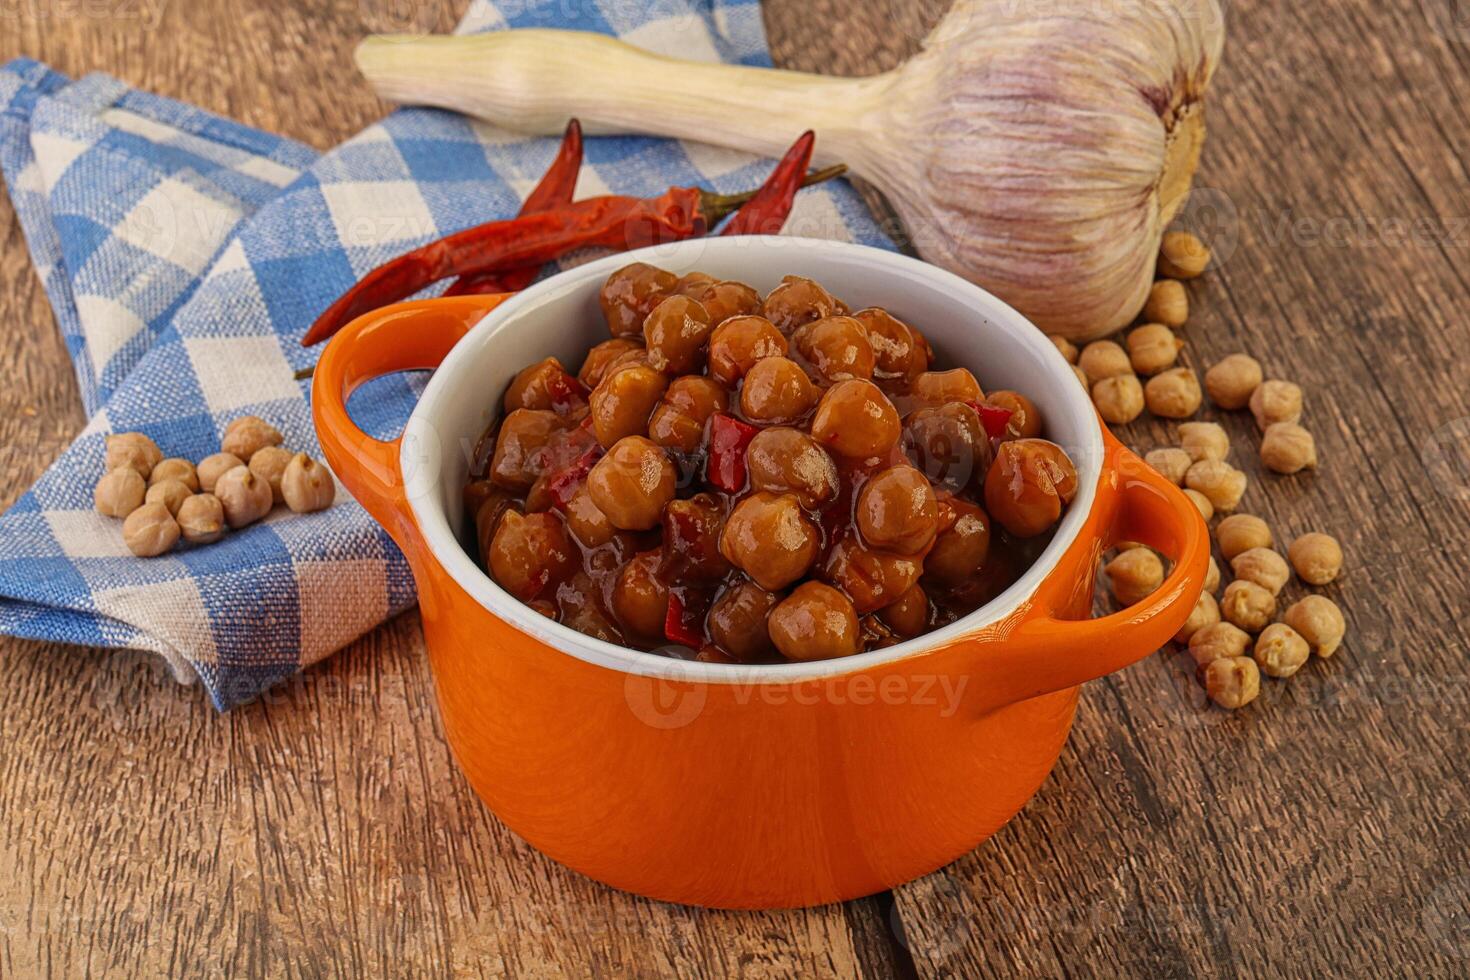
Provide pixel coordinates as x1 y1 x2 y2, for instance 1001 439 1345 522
967 432 1210 714
312 294 512 550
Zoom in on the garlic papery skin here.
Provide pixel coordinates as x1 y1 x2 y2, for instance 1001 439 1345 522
356 0 1224 340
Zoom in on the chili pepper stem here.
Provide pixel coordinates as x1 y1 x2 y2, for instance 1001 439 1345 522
700 163 848 224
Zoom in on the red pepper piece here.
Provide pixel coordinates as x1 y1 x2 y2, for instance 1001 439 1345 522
545 366 590 412
706 413 760 493
968 401 1014 440
547 443 604 510
663 592 704 648
446 120 583 296
719 131 815 237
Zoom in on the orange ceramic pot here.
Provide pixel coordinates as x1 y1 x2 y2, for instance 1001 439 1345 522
313 238 1207 909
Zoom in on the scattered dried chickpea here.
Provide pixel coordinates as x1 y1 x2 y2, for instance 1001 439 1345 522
144 478 193 518
94 467 146 518
282 453 337 514
1204 555 1221 595
197 452 244 494
215 465 273 529
1288 532 1343 585
1145 447 1192 485
1105 548 1163 605
1157 231 1211 279
1144 367 1202 419
1126 324 1183 375
1231 547 1290 596
1178 421 1228 462
1092 375 1144 425
1174 591 1221 644
1221 579 1276 632
1185 459 1247 512
1216 514 1273 561
1079 340 1132 384
249 446 294 503
122 502 180 558
1183 489 1214 522
1249 380 1303 430
1189 621 1251 666
1203 656 1260 709
221 415 284 460
148 457 199 492
1143 279 1188 328
1049 334 1078 364
1204 353 1262 410
177 493 225 544
105 432 162 479
1284 595 1346 657
1253 622 1310 678
1260 422 1317 474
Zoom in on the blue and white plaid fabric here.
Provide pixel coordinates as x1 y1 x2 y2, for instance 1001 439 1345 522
0 0 895 709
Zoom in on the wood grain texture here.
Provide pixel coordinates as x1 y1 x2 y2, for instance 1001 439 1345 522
2 0 1467 976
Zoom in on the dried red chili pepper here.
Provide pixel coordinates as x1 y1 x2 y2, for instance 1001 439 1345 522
718 131 814 237
446 119 583 297
706 413 760 493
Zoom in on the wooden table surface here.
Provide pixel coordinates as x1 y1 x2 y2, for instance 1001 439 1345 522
3 0 1468 976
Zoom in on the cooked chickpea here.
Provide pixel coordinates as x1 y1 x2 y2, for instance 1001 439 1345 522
1105 547 1163 605
221 415 283 461
761 275 844 333
823 533 923 613
1185 459 1247 512
94 467 146 518
489 510 576 601
1144 367 1202 419
1178 421 1228 463
282 453 336 514
1249 379 1303 430
903 403 990 491
1260 422 1317 474
1221 579 1276 632
739 356 819 424
857 466 939 554
746 427 838 507
853 308 930 382
504 357 580 413
643 295 714 374
985 391 1041 440
148 457 199 492
586 436 676 531
1092 375 1144 425
248 445 292 503
661 495 731 583
589 363 668 448
1216 514 1273 561
811 380 901 459
215 465 273 528
1231 547 1290 596
1174 591 1220 644
1288 532 1343 585
1127 323 1183 375
648 376 728 452
1204 353 1262 410
611 551 670 641
144 479 192 517
911 368 984 406
1078 340 1131 384
767 581 861 661
984 439 1079 538
1145 447 1192 485
105 432 162 478
689 280 762 326
599 262 677 337
1205 555 1221 595
1143 279 1188 328
578 338 643 388
122 502 180 558
921 498 991 585
1203 656 1260 709
1048 334 1078 364
877 583 929 638
1158 231 1211 279
1253 622 1310 678
708 582 780 661
177 493 225 545
1188 621 1252 666
197 452 244 494
1184 489 1214 521
706 315 788 387
563 485 615 548
1283 595 1346 657
793 315 875 382
490 408 562 491
719 492 820 591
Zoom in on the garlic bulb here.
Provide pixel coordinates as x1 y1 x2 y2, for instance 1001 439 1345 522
356 0 1224 340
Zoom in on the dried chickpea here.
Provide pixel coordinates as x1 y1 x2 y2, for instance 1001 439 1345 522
1104 548 1163 605
1183 489 1214 522
282 453 336 514
1144 279 1188 328
740 356 819 424
94 467 146 518
105 432 162 479
586 436 676 531
1221 579 1276 632
1283 595 1346 657
767 581 861 661
793 315 875 383
144 479 192 518
1048 334 1078 364
719 491 820 591
1178 422 1229 462
1145 447 1192 486
1204 354 1262 410
1144 367 1202 419
811 380 901 459
1260 422 1317 474
856 465 939 554
1288 532 1343 585
248 445 293 503
1188 622 1251 666
1231 547 1290 596
149 457 199 492
1216 515 1273 561
221 415 283 461
643 295 714 374
1203 656 1260 709
1174 591 1220 644
590 363 668 447
1204 555 1221 594
215 465 273 528
1127 324 1183 375
984 439 1078 538
1158 231 1211 279
1254 622 1310 679
1092 375 1144 425
122 502 180 558
1249 379 1303 430
197 452 244 494
1185 459 1247 512
176 492 225 544
1078 340 1131 384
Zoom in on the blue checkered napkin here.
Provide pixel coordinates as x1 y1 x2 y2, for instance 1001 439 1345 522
0 0 896 709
